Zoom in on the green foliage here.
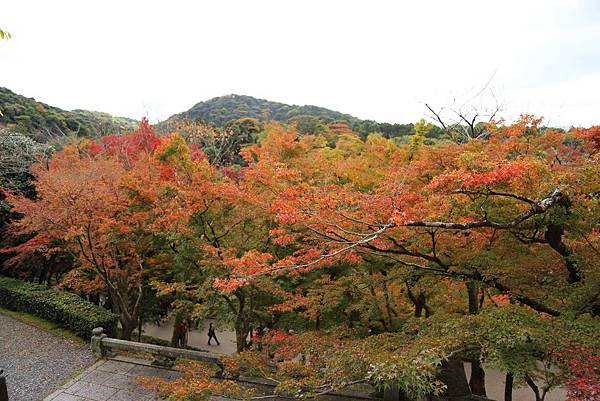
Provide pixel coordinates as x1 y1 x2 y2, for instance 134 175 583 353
0 129 52 192
162 94 421 142
0 28 10 40
0 275 118 338
290 115 328 135
0 128 53 248
408 118 434 158
352 119 415 139
0 87 138 140
170 94 358 128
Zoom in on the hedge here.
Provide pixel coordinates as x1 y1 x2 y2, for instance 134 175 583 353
0 276 118 338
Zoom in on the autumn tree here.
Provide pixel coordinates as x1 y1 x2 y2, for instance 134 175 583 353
158 117 261 167
3 119 167 339
140 127 290 352
5 115 598 400
155 118 599 400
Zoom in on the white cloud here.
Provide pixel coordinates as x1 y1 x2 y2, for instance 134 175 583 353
1 0 598 126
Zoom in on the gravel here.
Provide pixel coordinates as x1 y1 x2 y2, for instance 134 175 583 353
0 312 96 401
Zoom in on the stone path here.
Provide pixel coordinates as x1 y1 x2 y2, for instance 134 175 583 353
0 312 96 401
43 359 178 401
463 364 567 401
142 318 238 356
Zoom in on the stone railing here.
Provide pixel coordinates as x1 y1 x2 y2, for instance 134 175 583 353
89 328 493 401
90 327 382 401
90 327 224 371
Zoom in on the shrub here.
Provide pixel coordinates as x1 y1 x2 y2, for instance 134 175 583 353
0 275 118 338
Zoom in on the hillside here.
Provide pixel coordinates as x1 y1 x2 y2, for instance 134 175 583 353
170 94 359 126
0 87 417 141
162 94 415 138
0 87 138 140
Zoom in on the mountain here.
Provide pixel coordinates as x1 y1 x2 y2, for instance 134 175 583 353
0 87 138 141
162 94 415 139
168 94 359 127
0 87 416 141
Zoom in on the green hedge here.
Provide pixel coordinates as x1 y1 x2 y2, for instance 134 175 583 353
0 276 118 338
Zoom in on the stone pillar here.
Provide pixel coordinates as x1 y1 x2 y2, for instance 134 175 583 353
0 369 8 401
90 327 107 358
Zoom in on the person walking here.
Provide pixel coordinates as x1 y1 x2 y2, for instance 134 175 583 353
207 322 220 346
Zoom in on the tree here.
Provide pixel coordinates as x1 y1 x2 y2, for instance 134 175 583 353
6 117 598 400
0 28 10 40
407 118 433 160
3 119 164 339
158 117 259 167
159 118 598 399
0 128 53 276
142 127 289 352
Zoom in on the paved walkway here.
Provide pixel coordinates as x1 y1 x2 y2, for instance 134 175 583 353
463 364 567 401
43 358 177 401
0 312 96 401
142 318 238 355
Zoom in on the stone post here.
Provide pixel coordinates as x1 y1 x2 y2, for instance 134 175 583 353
90 327 107 358
0 369 8 401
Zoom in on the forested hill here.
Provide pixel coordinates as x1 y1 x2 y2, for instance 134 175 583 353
0 87 138 141
170 94 359 126
162 94 415 138
0 87 416 140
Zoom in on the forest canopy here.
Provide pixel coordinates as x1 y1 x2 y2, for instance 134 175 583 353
1 114 598 401
0 87 138 140
160 94 418 139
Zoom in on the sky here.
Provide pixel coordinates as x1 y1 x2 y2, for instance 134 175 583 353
1 0 600 127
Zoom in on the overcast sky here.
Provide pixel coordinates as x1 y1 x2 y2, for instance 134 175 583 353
1 0 599 127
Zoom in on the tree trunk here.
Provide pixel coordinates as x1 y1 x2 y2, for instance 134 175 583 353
437 358 472 397
170 318 179 347
382 281 395 329
467 281 479 314
120 318 137 341
505 372 513 401
235 321 249 353
525 374 545 401
469 360 487 397
544 224 582 284
233 290 250 353
38 262 49 287
467 281 487 397
105 280 142 340
406 283 430 318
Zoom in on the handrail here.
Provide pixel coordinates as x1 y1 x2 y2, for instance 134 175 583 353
102 337 223 366
90 327 383 401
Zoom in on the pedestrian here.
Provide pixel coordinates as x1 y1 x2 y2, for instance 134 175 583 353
207 322 220 346
177 319 187 348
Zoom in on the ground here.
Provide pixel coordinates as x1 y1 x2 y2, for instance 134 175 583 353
43 358 176 401
0 311 95 401
142 318 238 355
